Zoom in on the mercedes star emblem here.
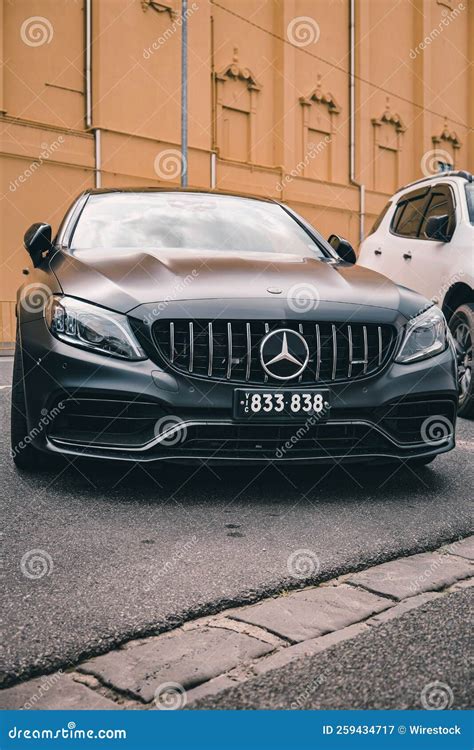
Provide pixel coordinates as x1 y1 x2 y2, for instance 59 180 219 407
260 329 309 380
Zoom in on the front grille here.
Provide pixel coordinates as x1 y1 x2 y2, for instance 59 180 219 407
152 319 395 384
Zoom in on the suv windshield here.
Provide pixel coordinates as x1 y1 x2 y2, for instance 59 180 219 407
465 184 474 224
70 192 327 258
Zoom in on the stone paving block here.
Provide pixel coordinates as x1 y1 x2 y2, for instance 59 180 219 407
346 551 472 601
79 627 272 703
441 536 474 561
230 584 392 643
0 673 119 710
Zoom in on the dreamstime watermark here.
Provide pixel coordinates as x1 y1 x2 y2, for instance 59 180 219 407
153 415 188 446
22 671 64 709
275 402 330 459
20 549 53 580
143 2 199 59
420 415 454 446
9 137 65 192
420 148 453 177
276 135 331 192
143 535 199 592
11 402 65 460
287 283 321 314
409 2 465 59
408 539 464 594
144 270 199 324
154 682 187 710
287 16 320 47
154 149 186 180
20 16 54 47
287 549 321 580
420 680 454 710
291 672 326 708
19 283 52 314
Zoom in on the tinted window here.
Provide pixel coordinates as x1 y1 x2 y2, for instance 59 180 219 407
367 202 391 236
392 193 428 238
465 184 474 224
419 186 456 237
71 192 327 258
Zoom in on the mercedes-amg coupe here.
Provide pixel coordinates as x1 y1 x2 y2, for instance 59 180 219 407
12 189 458 470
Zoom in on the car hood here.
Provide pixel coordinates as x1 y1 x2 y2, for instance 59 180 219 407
50 248 424 319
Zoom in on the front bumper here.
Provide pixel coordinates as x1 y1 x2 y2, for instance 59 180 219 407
19 318 458 465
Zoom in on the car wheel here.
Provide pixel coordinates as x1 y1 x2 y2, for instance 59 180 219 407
11 328 58 471
449 303 474 419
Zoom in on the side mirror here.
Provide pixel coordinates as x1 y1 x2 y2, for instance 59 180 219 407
327 234 357 264
424 214 451 242
24 223 53 267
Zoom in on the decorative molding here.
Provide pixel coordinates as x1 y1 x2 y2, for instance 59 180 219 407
216 48 261 92
371 99 406 133
299 76 340 114
432 121 461 149
141 0 176 18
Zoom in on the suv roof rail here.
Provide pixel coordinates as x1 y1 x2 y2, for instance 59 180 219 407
399 170 473 191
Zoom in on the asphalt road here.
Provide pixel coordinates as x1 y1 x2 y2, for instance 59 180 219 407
192 589 473 710
1 355 473 685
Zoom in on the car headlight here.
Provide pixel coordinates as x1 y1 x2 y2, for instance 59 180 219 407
395 306 448 364
44 296 146 361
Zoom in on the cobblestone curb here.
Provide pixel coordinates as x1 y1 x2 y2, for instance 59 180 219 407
2 536 472 710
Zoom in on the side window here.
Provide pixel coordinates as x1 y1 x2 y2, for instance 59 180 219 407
419 185 456 238
367 202 391 236
391 191 429 238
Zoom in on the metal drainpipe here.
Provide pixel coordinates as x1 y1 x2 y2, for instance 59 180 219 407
85 0 100 188
181 0 188 187
349 0 365 245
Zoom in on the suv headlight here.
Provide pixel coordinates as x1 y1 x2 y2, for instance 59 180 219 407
44 296 146 361
395 306 448 364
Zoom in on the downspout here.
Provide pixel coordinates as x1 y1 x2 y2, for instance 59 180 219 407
349 0 365 245
210 12 217 189
85 0 101 188
181 0 188 187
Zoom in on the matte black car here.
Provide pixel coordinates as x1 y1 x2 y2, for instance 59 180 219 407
12 189 458 470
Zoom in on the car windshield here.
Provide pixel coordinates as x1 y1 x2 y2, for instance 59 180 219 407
70 192 327 257
465 184 474 224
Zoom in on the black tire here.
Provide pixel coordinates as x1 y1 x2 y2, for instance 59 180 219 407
11 328 57 471
449 303 474 419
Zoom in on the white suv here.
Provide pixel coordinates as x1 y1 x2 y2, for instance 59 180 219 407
358 170 474 418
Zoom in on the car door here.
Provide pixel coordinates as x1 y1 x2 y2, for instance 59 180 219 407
406 183 458 303
372 186 431 291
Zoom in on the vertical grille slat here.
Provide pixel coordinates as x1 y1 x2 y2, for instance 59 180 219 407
226 322 233 380
246 322 252 381
208 322 213 377
169 322 175 363
331 324 337 380
153 319 395 384
264 322 269 383
188 321 194 373
347 324 353 378
315 324 321 380
363 325 368 374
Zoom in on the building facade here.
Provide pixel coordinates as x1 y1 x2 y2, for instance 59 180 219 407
1 0 473 345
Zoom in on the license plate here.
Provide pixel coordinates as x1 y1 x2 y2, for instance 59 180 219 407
234 389 331 421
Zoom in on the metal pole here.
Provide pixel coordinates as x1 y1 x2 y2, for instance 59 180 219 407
181 0 188 187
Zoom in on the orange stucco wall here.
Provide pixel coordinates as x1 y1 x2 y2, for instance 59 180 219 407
1 0 473 344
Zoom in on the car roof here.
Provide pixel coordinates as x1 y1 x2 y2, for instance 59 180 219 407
397 170 472 192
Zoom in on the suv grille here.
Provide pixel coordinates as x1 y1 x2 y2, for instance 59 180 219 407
152 320 396 384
